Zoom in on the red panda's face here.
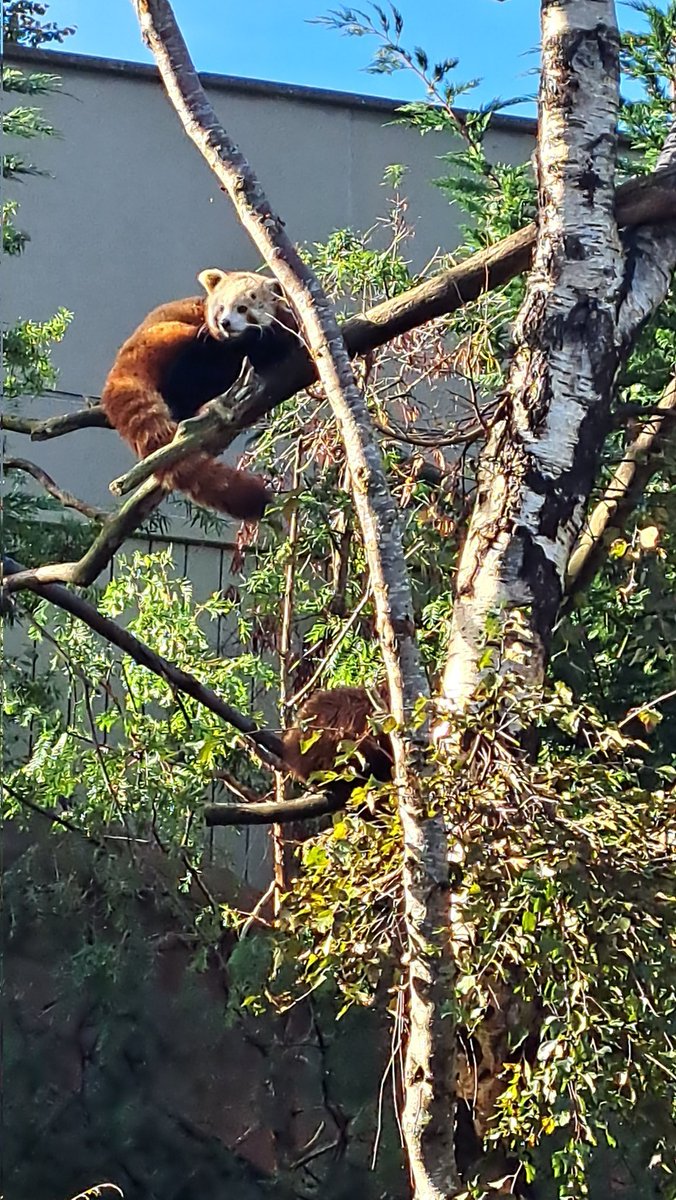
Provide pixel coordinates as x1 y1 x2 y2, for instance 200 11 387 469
198 269 284 342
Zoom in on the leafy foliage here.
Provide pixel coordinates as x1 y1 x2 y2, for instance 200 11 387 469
2 37 74 563
3 1 75 46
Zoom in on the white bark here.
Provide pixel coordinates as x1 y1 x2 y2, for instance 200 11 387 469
441 0 625 711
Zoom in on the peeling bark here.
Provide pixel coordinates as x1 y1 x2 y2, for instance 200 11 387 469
442 1 626 708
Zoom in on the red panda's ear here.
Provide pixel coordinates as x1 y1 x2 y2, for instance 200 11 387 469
197 268 226 294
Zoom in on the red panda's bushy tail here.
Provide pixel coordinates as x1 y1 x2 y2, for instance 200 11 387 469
168 454 270 520
101 375 270 521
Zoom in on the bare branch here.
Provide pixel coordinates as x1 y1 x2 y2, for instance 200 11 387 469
0 406 109 439
5 457 108 521
566 378 676 593
204 788 347 826
1 556 285 767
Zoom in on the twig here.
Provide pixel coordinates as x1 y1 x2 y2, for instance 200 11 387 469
388 447 446 489
239 878 276 938
1 556 285 766
5 457 108 521
618 686 676 729
212 767 265 804
373 412 491 449
566 378 676 593
287 588 372 709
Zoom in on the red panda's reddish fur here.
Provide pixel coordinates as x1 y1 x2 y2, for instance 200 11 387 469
101 272 295 521
280 686 393 794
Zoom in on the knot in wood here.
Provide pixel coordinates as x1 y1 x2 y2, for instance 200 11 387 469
391 615 416 639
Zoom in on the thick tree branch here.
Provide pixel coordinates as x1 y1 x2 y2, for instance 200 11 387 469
618 126 676 345
344 163 676 353
1 556 285 767
566 378 676 594
0 165 671 475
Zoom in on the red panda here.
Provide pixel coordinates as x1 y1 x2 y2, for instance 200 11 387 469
101 269 297 520
280 686 393 804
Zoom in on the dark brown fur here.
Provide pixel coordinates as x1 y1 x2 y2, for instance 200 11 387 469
101 270 295 520
280 687 393 801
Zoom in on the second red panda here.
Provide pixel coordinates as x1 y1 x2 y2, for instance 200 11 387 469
280 686 393 804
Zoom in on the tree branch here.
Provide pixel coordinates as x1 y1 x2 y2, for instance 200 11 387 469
618 125 676 345
1 556 285 767
0 166 671 459
204 788 347 827
1 476 167 591
0 406 109 438
566 378 676 594
108 373 262 496
5 457 108 521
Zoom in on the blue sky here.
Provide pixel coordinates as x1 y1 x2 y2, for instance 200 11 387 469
38 1 652 114
40 1 542 112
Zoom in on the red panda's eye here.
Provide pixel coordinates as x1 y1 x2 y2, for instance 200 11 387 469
236 304 248 314
250 292 257 300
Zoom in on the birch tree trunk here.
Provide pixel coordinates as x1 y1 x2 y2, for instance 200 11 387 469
442 0 624 709
438 0 676 1178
